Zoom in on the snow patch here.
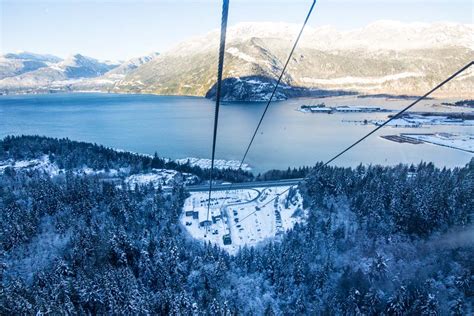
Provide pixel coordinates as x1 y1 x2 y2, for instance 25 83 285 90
74 167 121 177
0 155 61 176
175 157 251 171
0 155 127 178
125 169 198 189
226 47 258 64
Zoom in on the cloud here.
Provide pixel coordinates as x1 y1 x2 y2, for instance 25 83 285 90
428 225 474 249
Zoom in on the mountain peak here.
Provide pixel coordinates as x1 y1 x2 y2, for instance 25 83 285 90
72 53 86 59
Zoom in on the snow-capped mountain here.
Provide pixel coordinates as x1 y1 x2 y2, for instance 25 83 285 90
117 21 473 100
0 52 63 80
69 52 161 93
58 54 118 79
1 21 472 98
0 52 160 93
105 52 160 78
0 54 119 92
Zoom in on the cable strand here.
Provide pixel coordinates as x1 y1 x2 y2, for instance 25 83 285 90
238 0 317 169
206 0 230 229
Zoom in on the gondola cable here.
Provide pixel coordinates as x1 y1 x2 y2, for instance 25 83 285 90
206 0 230 231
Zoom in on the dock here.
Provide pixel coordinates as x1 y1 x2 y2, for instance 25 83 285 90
380 135 424 144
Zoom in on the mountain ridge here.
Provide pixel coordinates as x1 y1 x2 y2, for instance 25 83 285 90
114 21 472 100
1 21 472 99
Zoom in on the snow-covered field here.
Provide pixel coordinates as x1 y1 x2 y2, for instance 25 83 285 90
125 169 198 189
181 186 305 254
175 157 251 171
403 133 474 153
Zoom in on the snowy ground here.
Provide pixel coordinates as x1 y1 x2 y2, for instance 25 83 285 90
125 169 198 189
0 155 61 176
181 186 305 254
175 157 251 171
402 133 474 153
403 115 474 126
0 156 199 189
370 115 474 128
0 155 131 178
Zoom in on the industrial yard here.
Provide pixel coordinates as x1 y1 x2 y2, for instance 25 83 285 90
181 186 305 253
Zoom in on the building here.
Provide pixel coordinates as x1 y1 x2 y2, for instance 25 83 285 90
212 214 221 223
184 209 199 219
335 106 362 113
357 106 382 112
301 103 333 114
198 210 212 227
310 107 332 114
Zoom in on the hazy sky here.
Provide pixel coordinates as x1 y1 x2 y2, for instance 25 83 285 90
1 0 472 61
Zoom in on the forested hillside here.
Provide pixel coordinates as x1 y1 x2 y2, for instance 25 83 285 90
1 136 472 314
0 135 253 183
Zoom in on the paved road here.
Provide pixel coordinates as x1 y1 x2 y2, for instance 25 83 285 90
186 178 303 192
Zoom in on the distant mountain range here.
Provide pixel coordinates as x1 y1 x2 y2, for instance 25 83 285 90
1 21 472 100
0 52 158 93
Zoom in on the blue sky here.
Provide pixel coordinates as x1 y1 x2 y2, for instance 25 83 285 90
1 0 472 61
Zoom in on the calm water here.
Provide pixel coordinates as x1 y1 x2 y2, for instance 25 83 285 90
0 93 472 172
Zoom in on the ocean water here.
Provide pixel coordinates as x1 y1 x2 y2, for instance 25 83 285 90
0 93 472 172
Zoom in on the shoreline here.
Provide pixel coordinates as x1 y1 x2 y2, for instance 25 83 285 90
2 89 472 102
